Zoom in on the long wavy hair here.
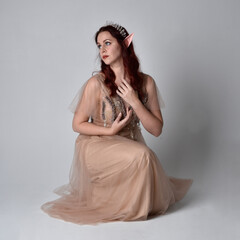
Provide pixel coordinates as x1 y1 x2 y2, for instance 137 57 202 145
94 24 144 100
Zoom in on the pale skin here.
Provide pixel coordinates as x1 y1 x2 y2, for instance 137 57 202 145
72 31 163 137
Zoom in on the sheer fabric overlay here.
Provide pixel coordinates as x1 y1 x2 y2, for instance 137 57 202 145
41 73 193 225
68 72 165 114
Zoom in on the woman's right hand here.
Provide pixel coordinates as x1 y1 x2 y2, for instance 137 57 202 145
109 108 133 135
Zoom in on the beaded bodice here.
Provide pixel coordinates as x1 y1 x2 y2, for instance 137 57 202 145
93 73 148 140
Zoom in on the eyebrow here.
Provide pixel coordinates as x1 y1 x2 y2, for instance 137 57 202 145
97 39 111 45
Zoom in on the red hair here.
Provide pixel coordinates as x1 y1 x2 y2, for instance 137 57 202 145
94 25 145 101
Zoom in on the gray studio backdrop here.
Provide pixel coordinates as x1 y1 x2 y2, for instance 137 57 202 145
0 0 239 218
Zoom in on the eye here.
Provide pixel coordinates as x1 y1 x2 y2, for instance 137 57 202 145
105 41 111 46
97 44 102 49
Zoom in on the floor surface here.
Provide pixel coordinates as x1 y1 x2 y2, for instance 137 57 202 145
1 145 239 240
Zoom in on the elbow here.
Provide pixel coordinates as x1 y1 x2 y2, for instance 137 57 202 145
72 127 78 133
152 121 163 137
72 123 82 133
72 113 87 133
72 120 79 133
153 129 162 137
72 124 77 133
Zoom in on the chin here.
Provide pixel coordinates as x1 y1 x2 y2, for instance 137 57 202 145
103 60 111 65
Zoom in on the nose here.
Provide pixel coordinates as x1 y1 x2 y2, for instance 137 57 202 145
101 45 106 54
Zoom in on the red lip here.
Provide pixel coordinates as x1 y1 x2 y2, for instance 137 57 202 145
103 55 109 59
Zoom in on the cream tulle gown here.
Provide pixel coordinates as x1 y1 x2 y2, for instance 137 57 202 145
41 72 193 225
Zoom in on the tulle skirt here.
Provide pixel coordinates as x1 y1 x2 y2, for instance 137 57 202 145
41 133 193 225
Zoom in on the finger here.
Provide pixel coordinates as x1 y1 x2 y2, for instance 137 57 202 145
116 89 123 97
119 82 128 91
126 106 132 113
123 109 132 121
118 85 126 92
127 109 133 117
120 108 131 119
122 113 132 125
122 79 132 89
115 112 122 122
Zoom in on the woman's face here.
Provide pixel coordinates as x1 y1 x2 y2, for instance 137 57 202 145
97 31 122 66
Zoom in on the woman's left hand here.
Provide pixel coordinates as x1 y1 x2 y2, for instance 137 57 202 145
116 79 139 106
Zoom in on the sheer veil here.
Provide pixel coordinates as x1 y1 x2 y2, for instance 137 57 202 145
68 73 165 114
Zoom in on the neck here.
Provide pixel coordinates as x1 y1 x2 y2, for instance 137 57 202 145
110 59 126 86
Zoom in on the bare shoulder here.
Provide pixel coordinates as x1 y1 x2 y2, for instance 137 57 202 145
85 73 102 89
141 72 156 91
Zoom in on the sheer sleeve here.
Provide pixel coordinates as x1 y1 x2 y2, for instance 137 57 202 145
144 74 165 111
68 75 101 117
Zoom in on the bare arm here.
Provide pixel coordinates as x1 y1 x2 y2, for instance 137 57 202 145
72 76 133 136
72 109 133 136
116 77 163 137
131 99 163 137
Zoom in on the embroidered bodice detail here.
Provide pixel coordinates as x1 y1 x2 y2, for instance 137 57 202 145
94 73 149 140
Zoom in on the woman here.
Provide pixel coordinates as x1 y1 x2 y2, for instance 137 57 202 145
41 22 193 225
